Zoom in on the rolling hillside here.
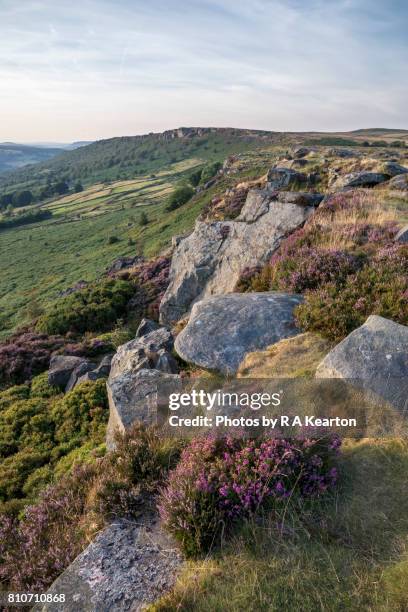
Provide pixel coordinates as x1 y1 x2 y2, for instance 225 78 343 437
0 143 63 173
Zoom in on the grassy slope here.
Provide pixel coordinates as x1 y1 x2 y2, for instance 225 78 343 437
153 439 408 612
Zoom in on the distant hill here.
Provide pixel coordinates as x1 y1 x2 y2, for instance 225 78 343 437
0 127 281 195
0 126 406 198
0 143 63 174
349 128 408 136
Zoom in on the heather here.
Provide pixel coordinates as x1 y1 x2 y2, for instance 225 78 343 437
159 434 340 557
152 440 408 612
237 189 406 341
0 331 65 388
0 378 108 511
237 247 359 293
0 424 182 592
296 244 408 341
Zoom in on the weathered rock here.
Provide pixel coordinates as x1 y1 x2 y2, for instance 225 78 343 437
316 315 408 411
65 360 95 392
75 355 113 386
292 146 313 159
155 349 179 374
395 224 408 243
266 167 308 190
381 162 408 177
135 318 160 338
174 292 304 375
107 369 181 446
48 355 89 390
159 190 315 325
326 148 360 158
332 171 388 190
388 173 408 190
109 328 174 379
34 519 182 612
276 191 324 207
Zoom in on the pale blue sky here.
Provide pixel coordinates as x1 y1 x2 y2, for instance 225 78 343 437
0 0 407 141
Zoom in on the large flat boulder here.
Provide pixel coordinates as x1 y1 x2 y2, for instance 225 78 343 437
331 171 388 190
159 189 315 325
34 519 182 612
266 167 309 189
174 292 304 375
316 315 408 411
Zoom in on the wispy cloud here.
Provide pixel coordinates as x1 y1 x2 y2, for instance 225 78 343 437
0 0 406 140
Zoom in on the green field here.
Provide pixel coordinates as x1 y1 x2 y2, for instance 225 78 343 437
0 159 208 338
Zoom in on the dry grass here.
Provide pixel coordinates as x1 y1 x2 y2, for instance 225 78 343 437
150 439 408 612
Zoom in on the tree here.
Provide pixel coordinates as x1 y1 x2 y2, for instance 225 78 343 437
0 193 13 209
139 211 149 226
13 190 33 207
54 181 69 196
74 182 84 193
189 168 203 187
165 185 195 212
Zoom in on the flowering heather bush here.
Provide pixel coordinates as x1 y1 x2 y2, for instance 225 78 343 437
128 256 171 319
238 247 359 294
159 434 340 557
296 244 408 341
0 331 65 387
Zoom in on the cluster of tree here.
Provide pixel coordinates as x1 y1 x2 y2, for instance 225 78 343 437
0 180 84 211
0 209 52 231
189 161 222 187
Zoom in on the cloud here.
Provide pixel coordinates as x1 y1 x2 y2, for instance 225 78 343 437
0 0 406 140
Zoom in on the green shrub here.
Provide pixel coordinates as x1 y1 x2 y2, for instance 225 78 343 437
36 278 135 335
165 185 195 211
0 379 108 507
200 161 222 184
107 235 120 244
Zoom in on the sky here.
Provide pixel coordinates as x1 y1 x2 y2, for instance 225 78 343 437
0 0 407 142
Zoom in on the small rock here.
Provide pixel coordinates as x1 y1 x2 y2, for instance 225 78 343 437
292 146 313 159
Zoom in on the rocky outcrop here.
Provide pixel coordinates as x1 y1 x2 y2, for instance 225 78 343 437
326 148 361 158
267 167 310 189
380 162 408 177
35 519 182 612
174 292 304 375
331 171 388 190
48 355 89 390
106 327 180 446
159 188 318 325
316 315 408 411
